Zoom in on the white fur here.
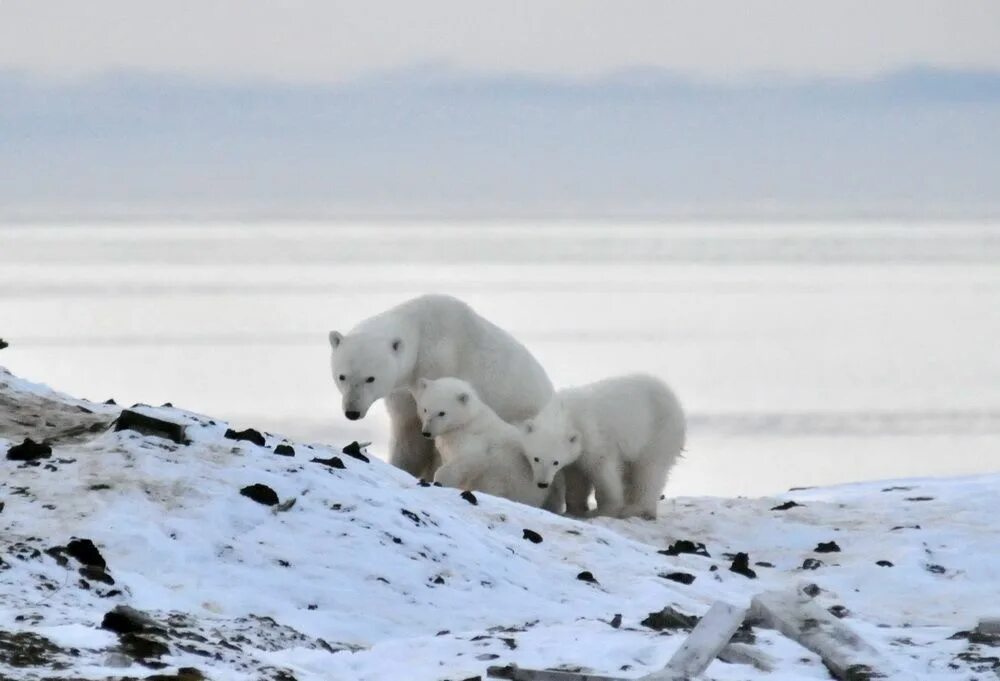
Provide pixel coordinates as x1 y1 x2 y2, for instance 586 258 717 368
521 374 685 520
329 295 553 479
414 377 564 512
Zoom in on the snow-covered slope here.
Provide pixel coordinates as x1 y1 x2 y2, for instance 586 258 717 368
1 366 997 680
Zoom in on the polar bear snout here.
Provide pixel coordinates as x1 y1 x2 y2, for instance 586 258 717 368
421 430 433 439
537 482 549 489
345 410 361 421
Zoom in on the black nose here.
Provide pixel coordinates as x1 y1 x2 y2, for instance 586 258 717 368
422 431 432 439
537 482 549 489
345 411 361 421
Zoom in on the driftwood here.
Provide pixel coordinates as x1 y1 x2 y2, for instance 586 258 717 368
114 409 188 444
750 586 895 680
488 600 747 681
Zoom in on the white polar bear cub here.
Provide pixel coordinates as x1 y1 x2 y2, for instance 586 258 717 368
414 377 564 512
522 374 685 520
329 294 553 480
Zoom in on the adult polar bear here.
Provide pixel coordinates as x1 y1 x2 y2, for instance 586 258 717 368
329 294 553 479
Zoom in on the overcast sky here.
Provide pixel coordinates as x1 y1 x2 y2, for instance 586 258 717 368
2 0 1000 84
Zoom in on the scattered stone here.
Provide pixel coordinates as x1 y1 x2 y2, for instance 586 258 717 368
815 541 841 553
755 561 775 568
609 614 622 628
273 444 295 457
0 630 64 668
81 565 115 585
311 456 345 469
802 583 822 598
342 441 370 462
890 524 921 531
400 509 422 525
104 398 117 405
770 500 803 511
0 338 8 350
65 538 107 569
461 490 478 505
659 539 711 557
876 560 894 567
115 410 188 444
240 484 280 506
225 427 266 447
307 604 318 610
709 565 719 571
828 605 850 619
433 576 445 585
576 571 598 584
522 529 543 544
661 571 696 585
802 558 824 570
729 552 757 579
5 438 52 461
641 606 697 631
905 496 935 502
881 485 914 492
925 564 946 574
101 606 162 635
145 668 206 681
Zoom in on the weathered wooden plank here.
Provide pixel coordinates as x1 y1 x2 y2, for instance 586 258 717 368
642 601 748 681
750 586 895 681
487 665 629 681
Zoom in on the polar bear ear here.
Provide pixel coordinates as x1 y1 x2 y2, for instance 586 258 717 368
416 377 429 393
568 432 579 445
523 421 534 434
456 392 470 405
328 331 343 348
391 338 403 353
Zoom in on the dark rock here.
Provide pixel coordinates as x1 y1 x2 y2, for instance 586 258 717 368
659 540 710 557
400 509 422 525
240 484 279 506
433 576 445 585
224 427 266 446
6 439 52 461
342 441 370 462
709 565 719 571
307 604 318 611
461 490 478 505
660 571 696 585
881 485 914 492
522 529 543 544
273 444 295 457
802 583 822 597
0 338 8 350
926 564 946 574
433 481 443 487
120 632 170 660
876 560 894 567
0 630 64 667
311 456 345 469
802 558 824 570
576 571 598 584
729 552 757 579
145 668 206 681
101 606 162 635
815 541 841 553
80 565 115 585
104 398 117 405
65 538 107 569
641 606 697 631
829 605 850 619
417 479 431 487
115 410 187 444
609 614 622 629
161 402 173 408
770 500 803 511
755 561 775 568
905 496 935 502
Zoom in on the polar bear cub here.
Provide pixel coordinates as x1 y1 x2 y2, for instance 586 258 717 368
413 377 564 512
522 374 685 520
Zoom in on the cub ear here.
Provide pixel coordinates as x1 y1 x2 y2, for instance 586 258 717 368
328 331 344 348
457 392 470 405
416 377 429 392
523 421 534 434
568 431 579 445
391 338 403 353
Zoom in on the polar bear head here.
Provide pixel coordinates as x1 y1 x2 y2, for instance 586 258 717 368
329 330 406 420
412 377 479 438
521 400 582 489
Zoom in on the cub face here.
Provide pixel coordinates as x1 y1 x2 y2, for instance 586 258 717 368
521 404 581 489
329 331 404 420
413 377 477 438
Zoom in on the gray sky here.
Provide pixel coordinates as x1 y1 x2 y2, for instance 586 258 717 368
2 0 1000 83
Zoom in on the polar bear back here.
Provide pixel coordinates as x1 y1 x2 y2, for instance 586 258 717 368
367 294 554 422
562 373 685 462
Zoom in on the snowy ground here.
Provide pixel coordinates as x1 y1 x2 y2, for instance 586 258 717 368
2 367 998 680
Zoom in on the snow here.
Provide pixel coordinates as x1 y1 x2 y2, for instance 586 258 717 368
1 366 998 680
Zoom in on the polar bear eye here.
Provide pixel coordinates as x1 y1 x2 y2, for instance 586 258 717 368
366 376 375 383
553 461 559 466
533 457 540 463
338 374 346 381
438 411 446 417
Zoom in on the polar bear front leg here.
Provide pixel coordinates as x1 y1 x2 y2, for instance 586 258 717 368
385 390 437 479
541 471 566 514
562 463 592 517
591 458 626 518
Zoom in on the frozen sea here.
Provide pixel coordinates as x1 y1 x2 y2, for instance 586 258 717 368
1 221 998 496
